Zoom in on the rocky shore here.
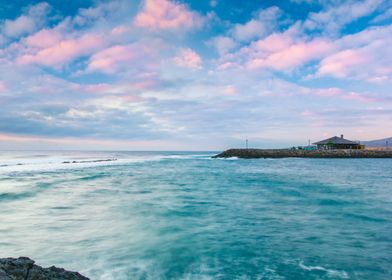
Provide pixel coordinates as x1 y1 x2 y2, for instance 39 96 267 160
0 257 88 280
213 149 392 158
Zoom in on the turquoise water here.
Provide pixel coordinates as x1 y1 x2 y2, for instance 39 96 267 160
0 151 391 279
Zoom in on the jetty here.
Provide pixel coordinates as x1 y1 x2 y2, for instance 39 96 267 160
214 135 392 158
213 148 392 159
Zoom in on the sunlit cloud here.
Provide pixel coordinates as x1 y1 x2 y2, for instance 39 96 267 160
1 2 51 38
174 48 202 69
0 0 391 150
134 0 204 30
17 34 104 67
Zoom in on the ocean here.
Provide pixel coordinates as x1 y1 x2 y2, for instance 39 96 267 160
0 151 391 279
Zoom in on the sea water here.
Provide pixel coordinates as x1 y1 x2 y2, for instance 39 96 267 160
0 151 391 279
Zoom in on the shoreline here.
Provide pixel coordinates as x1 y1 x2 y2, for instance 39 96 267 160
213 149 392 158
0 257 88 280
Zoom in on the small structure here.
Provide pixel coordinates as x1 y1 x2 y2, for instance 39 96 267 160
313 135 364 150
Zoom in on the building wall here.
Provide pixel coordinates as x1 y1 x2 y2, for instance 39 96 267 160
317 144 361 150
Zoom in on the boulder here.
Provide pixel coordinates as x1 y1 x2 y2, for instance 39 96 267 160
0 257 89 280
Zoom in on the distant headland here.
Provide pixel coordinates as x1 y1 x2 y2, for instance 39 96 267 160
213 135 392 159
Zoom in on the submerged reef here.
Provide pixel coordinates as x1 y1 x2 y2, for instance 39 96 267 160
0 257 89 280
213 149 392 158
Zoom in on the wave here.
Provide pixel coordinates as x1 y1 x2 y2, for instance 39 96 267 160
299 262 349 279
0 152 219 174
61 158 117 164
214 156 239 160
0 192 33 201
0 157 170 174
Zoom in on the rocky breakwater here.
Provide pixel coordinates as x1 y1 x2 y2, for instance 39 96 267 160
0 257 89 280
213 149 392 158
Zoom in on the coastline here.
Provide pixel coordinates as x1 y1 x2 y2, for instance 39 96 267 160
0 257 88 280
213 148 392 158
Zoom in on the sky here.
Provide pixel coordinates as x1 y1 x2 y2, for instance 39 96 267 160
0 0 391 150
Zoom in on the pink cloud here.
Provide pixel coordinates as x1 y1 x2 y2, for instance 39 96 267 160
87 44 147 74
23 29 63 48
127 80 158 91
367 75 389 83
134 0 203 30
217 62 239 70
317 49 369 78
252 32 293 53
303 25 392 81
313 87 381 103
215 23 334 73
301 110 317 117
121 94 140 103
174 48 202 69
342 92 380 103
315 87 342 97
223 85 237 95
81 80 158 95
316 39 392 82
17 34 103 67
247 39 332 71
111 25 128 35
0 81 7 92
82 83 111 93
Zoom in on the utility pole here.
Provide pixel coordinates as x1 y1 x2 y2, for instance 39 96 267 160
387 140 389 150
246 139 249 149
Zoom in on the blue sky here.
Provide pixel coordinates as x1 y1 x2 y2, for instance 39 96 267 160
0 0 391 150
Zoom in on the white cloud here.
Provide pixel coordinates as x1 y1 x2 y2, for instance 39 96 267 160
317 40 392 81
174 48 202 69
73 1 130 26
231 6 282 42
304 0 384 34
371 7 392 23
209 36 238 55
314 25 392 81
1 2 51 38
134 0 204 30
210 0 218 8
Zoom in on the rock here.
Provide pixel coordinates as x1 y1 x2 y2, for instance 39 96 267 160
212 148 392 158
0 257 89 280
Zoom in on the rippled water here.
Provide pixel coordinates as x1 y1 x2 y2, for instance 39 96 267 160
1 151 391 279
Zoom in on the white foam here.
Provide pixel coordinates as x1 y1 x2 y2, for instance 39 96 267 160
299 262 349 279
214 156 239 160
0 152 218 174
0 152 167 173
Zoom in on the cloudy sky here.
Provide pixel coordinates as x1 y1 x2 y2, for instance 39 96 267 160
0 0 391 150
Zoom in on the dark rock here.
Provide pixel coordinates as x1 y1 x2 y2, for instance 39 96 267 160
213 148 392 159
0 257 89 280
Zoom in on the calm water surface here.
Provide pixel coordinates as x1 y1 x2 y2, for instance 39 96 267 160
0 151 391 279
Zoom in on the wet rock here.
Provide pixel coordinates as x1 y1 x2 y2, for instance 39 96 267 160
0 257 89 280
